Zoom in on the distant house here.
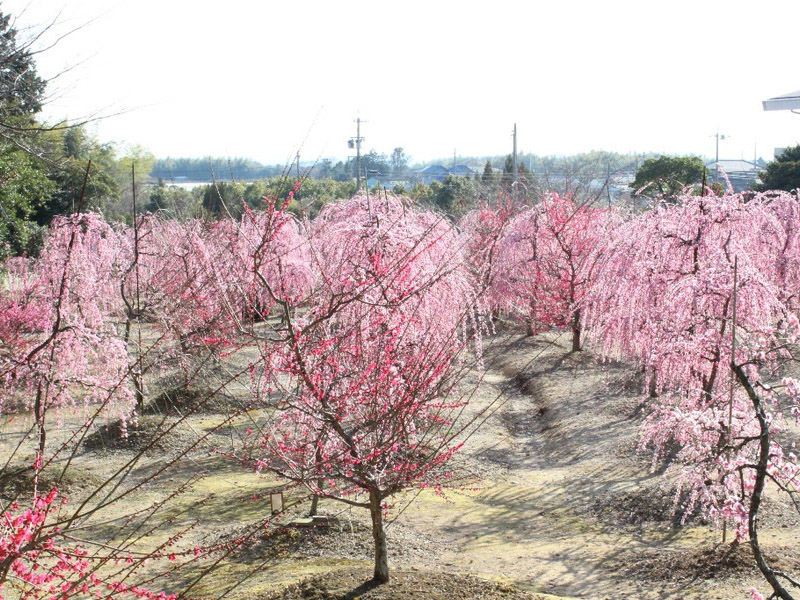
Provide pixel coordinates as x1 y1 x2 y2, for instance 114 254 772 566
705 159 764 192
417 165 450 184
416 164 476 185
449 164 476 178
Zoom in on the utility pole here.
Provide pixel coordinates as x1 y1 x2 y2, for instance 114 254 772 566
512 123 518 183
349 117 366 191
714 130 727 185
296 152 300 180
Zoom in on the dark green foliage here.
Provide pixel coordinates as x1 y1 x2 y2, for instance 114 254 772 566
503 155 515 177
631 155 705 198
418 174 477 215
202 180 247 218
0 147 55 257
0 13 45 118
482 160 494 184
757 145 800 192
0 10 50 255
346 150 392 180
43 126 121 218
194 177 356 220
147 180 202 218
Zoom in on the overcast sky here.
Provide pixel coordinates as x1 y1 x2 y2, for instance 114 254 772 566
4 0 800 166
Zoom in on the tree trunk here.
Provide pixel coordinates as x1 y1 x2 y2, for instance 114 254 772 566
369 487 389 583
732 362 796 600
309 441 324 516
34 384 47 458
648 367 659 398
570 309 581 352
309 493 319 516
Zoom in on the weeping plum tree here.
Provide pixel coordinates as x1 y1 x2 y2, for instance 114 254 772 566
1 214 136 449
242 194 482 583
490 193 614 349
585 192 787 399
0 198 318 598
0 214 194 600
124 217 243 356
458 196 519 305
584 190 800 599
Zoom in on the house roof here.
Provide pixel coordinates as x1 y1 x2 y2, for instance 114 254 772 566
419 165 449 174
449 164 475 176
418 164 477 177
763 89 800 111
705 159 760 173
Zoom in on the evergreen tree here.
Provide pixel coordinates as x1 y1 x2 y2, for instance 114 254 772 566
482 160 494 184
0 12 46 119
0 10 50 256
631 155 704 199
757 145 800 192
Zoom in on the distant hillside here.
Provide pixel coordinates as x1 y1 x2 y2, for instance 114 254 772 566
151 157 286 182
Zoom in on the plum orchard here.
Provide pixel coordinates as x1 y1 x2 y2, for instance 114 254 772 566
0 213 191 600
1 192 484 590
3 186 800 597
461 188 800 598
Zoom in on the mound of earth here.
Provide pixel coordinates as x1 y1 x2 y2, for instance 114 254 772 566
590 481 705 527
82 414 199 453
222 512 450 566
143 386 240 415
0 463 105 501
261 567 544 600
619 542 800 582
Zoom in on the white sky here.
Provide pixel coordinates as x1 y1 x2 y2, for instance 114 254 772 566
4 0 800 166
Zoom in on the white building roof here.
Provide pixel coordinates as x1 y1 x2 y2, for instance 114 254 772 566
763 90 800 111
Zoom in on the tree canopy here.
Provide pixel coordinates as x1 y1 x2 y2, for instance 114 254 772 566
0 12 45 120
757 144 800 192
630 155 705 199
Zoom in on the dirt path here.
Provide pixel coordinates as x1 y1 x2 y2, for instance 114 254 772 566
397 331 776 599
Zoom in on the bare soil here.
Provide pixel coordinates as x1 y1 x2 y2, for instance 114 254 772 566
3 329 798 600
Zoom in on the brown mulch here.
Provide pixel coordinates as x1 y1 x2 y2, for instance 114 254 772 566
82 414 204 454
261 567 544 600
590 482 705 528
618 542 800 582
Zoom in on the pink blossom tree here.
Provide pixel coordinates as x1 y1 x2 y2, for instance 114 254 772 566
491 193 614 350
0 213 204 600
458 196 519 310
1 214 135 451
0 483 180 600
584 190 800 599
241 194 482 583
